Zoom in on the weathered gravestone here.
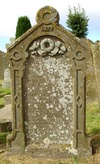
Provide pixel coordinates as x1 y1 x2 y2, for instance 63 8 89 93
6 6 92 157
91 41 100 107
2 68 11 88
0 51 8 80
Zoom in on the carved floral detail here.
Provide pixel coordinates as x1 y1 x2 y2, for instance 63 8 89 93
29 38 66 56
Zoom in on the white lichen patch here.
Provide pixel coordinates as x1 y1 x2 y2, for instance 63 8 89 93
43 137 51 148
67 147 78 156
43 115 47 120
33 125 37 129
34 104 38 108
52 93 56 97
24 121 28 126
65 117 69 121
50 104 53 108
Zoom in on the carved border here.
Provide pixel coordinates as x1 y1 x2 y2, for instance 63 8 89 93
6 51 29 150
72 49 90 150
6 45 91 155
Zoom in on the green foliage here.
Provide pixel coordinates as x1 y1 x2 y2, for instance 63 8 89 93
15 16 32 39
0 88 11 98
66 4 89 38
0 132 10 144
86 102 100 135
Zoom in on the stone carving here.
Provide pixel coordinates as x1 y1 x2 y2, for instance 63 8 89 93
6 6 92 158
29 38 66 56
36 6 59 24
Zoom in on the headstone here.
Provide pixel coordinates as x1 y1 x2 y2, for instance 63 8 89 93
2 68 11 88
0 51 7 80
82 39 98 102
6 6 92 157
6 38 15 49
91 41 100 107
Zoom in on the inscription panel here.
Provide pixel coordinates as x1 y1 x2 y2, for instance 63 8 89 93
23 54 73 145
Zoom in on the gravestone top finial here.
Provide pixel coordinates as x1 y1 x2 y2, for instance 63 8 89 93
36 6 59 24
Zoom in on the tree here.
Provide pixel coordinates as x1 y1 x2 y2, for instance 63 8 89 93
15 16 32 39
66 4 89 38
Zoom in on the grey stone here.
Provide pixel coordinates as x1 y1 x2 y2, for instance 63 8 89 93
0 104 12 123
91 41 100 107
2 68 11 88
4 95 11 106
0 51 8 80
0 104 12 133
6 6 92 157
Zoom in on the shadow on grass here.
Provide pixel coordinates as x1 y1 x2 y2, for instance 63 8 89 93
91 128 100 134
90 134 100 154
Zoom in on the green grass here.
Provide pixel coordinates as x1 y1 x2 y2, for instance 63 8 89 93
0 87 11 97
0 132 11 144
0 97 4 108
86 102 100 135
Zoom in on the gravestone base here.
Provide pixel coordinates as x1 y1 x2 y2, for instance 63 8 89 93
6 147 25 156
25 143 92 158
76 148 92 157
25 144 69 158
7 144 92 158
2 81 11 88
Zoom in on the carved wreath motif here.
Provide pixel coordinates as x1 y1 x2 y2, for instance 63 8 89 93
29 38 66 56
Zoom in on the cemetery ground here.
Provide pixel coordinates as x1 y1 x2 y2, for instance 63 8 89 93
0 80 100 163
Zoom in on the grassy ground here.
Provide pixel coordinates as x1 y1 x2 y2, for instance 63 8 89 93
0 152 100 164
86 102 100 135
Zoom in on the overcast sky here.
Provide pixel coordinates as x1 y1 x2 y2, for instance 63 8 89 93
0 0 100 52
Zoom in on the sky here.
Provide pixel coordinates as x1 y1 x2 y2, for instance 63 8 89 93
0 0 100 52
